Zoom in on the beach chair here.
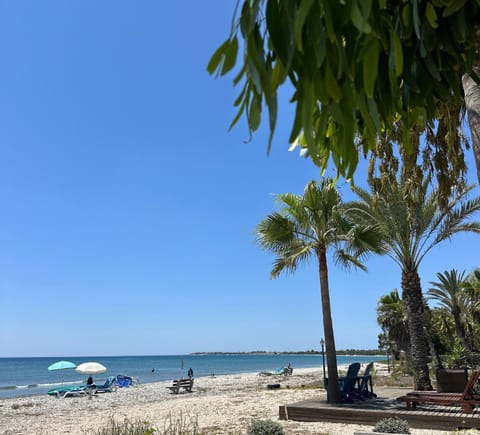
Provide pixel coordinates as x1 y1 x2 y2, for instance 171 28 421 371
91 376 117 393
324 362 361 403
355 362 376 399
338 362 361 402
116 374 134 387
396 370 480 413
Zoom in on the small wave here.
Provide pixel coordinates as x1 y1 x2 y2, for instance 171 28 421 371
0 385 18 390
38 380 81 387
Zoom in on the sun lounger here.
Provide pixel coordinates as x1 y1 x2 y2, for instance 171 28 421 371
396 370 480 413
47 385 90 398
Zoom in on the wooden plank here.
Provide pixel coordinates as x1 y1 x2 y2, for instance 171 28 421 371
280 399 480 430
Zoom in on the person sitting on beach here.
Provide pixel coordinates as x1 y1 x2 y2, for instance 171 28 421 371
86 376 95 387
187 367 194 379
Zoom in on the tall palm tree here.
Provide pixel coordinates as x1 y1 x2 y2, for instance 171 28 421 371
350 175 480 390
256 179 384 403
427 269 468 346
377 289 410 355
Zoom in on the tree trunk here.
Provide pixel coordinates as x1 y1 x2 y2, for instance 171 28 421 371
317 247 341 403
452 308 466 342
462 67 480 183
401 267 433 390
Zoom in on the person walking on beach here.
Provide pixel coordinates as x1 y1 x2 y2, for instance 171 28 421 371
187 367 193 379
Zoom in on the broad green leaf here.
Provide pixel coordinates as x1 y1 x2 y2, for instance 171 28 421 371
363 37 379 98
207 39 230 75
294 0 315 51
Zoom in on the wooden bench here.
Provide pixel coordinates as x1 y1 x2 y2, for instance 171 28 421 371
166 378 194 394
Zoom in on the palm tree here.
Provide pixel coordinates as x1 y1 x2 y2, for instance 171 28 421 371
256 178 384 403
427 270 468 346
350 175 480 390
377 289 410 355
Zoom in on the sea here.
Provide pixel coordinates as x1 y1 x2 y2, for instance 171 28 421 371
0 354 385 399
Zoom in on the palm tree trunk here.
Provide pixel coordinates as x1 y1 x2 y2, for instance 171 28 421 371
401 267 433 390
462 66 480 183
317 247 341 403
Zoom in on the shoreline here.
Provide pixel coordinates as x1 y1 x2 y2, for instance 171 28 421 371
0 365 455 435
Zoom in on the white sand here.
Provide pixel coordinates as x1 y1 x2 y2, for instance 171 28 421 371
0 367 477 434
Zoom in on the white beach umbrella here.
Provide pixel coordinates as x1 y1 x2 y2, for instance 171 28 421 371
75 362 107 375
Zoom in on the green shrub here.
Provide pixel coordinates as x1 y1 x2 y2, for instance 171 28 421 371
85 416 157 435
246 419 285 435
86 412 199 435
373 417 410 434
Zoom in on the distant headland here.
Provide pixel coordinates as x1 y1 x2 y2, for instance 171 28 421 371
189 349 382 356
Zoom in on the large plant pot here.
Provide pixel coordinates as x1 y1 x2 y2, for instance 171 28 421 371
435 368 468 393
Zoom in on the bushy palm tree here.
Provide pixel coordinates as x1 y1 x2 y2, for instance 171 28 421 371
350 175 480 390
377 289 410 355
256 178 384 403
427 269 468 345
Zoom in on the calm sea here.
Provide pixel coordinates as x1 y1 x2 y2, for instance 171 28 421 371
0 354 385 399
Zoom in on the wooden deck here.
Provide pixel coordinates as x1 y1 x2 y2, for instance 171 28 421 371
279 387 480 431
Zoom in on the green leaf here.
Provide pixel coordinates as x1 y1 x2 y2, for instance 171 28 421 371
363 37 379 98
289 94 303 144
294 0 315 51
424 54 441 81
249 95 261 132
442 0 467 17
412 0 421 40
221 37 239 76
207 39 230 75
390 29 403 76
229 89 249 131
425 2 438 28
325 63 342 102
322 1 337 43
351 0 372 33
367 98 381 131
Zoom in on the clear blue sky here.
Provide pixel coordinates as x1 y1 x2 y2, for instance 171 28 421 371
0 1 478 357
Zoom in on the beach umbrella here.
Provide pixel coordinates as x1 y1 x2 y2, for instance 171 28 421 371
48 360 77 371
75 362 107 375
47 360 77 385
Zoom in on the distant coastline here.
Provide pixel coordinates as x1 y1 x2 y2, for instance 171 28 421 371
190 349 383 356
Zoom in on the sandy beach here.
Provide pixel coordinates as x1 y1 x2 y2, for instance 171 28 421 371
0 366 477 435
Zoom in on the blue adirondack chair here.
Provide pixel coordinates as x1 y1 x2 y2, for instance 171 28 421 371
338 362 361 402
324 362 361 403
355 362 376 399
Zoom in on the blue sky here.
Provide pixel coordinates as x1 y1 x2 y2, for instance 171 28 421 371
0 1 478 357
